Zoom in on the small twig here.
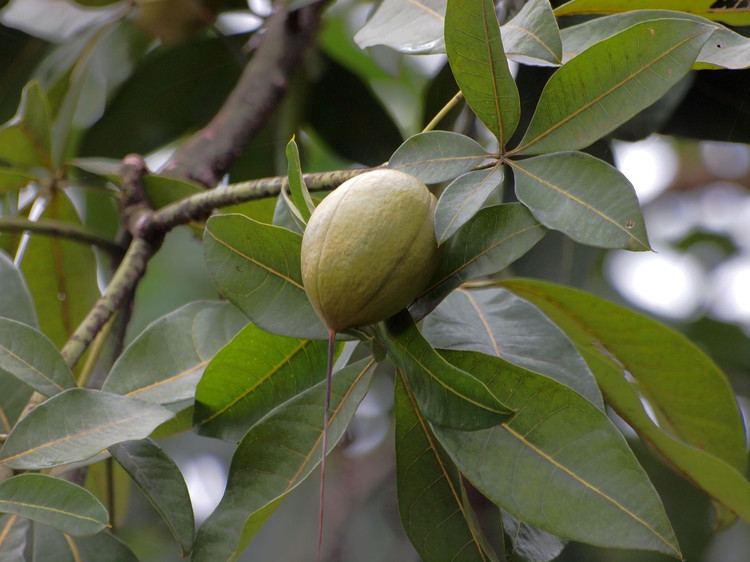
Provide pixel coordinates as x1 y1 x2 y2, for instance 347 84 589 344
145 167 375 234
0 217 124 257
422 91 464 133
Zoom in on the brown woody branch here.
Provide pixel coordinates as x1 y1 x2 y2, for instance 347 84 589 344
161 2 327 187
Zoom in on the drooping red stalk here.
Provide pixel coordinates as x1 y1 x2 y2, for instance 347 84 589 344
317 328 336 562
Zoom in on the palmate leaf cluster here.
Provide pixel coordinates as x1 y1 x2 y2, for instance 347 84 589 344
0 0 748 560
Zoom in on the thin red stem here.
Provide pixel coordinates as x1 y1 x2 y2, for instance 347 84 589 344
317 328 336 562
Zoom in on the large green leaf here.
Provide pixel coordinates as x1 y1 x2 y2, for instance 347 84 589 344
421 286 603 409
513 19 713 155
192 358 375 562
383 312 513 430
394 372 499 561
411 203 546 319
0 389 174 470
203 214 327 340
434 350 681 557
560 11 750 71
388 131 489 184
0 317 76 397
20 190 99 349
501 0 562 66
109 439 194 556
0 82 52 169
433 165 504 244
0 474 107 536
510 151 650 250
102 301 247 406
583 350 750 526
31 524 138 562
194 322 329 441
502 279 749 523
555 0 750 26
445 0 520 146
0 250 37 327
354 0 446 54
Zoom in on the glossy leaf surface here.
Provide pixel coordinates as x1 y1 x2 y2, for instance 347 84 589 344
110 439 194 556
203 214 327 340
412 203 546 318
395 373 499 561
103 301 247 406
192 358 375 561
388 131 489 184
511 151 650 250
0 82 52 169
434 350 681 557
31 524 138 562
422 286 603 409
0 317 76 397
354 0 446 54
445 0 520 145
0 474 107 536
194 322 329 442
501 0 562 66
0 389 173 469
0 250 37 327
514 20 712 155
434 166 504 244
384 312 513 430
555 0 750 25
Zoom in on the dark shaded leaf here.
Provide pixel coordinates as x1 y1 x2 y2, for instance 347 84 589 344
383 312 514 430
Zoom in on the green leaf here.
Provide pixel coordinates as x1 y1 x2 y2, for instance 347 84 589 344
388 131 489 184
192 358 375 562
421 286 603 409
109 439 194 556
203 214 327 340
0 389 174 470
383 312 514 430
394 372 499 562
19 190 99 348
501 0 562 66
0 515 28 562
0 474 107 536
501 279 749 520
583 350 750 526
434 350 681 558
102 301 247 406
510 151 650 250
0 167 36 193
513 19 713 155
411 203 546 319
194 322 329 441
555 0 750 26
0 250 37 327
560 11 748 71
0 82 52 169
31 525 138 562
434 165 504 244
445 0 520 145
0 317 76 397
354 0 446 54
285 136 314 223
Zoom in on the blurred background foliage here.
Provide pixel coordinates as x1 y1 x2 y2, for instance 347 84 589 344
0 0 748 560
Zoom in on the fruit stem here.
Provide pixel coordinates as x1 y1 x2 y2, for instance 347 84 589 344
317 328 336 562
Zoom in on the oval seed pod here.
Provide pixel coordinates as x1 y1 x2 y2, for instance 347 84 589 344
301 169 439 332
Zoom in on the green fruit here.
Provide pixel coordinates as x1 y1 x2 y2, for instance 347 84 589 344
301 169 439 332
